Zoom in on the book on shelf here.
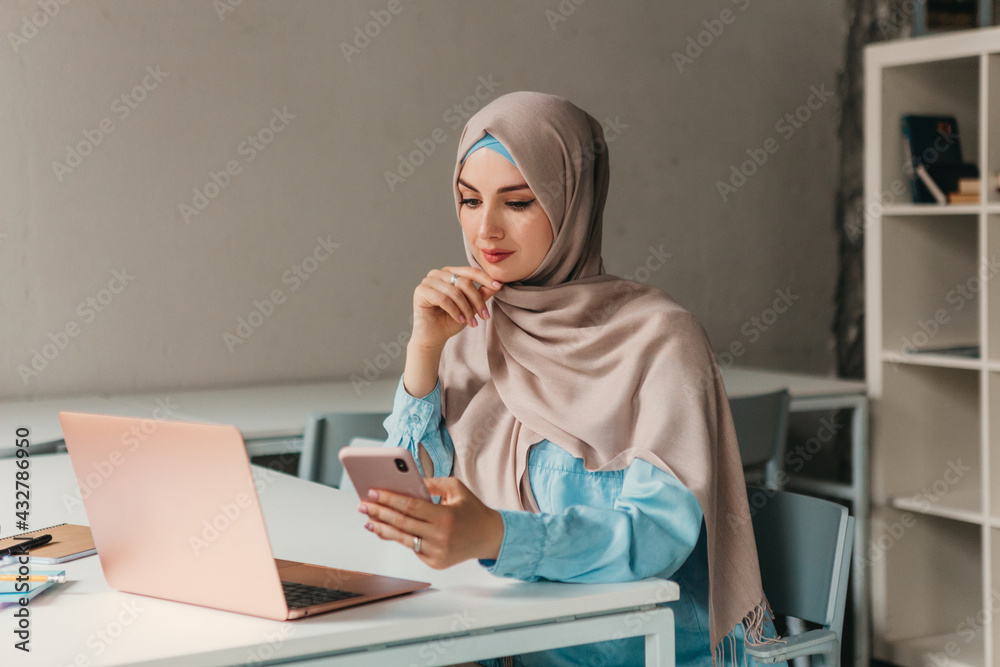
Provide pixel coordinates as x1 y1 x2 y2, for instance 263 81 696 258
902 343 980 359
914 164 947 204
958 177 979 195
947 192 979 204
925 0 979 32
901 115 980 203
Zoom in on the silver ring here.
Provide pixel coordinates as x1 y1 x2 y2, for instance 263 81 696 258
450 273 459 286
413 536 422 553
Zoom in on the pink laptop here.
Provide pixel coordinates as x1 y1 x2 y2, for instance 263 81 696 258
58 412 429 620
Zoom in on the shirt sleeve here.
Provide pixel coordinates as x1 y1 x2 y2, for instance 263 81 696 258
479 459 702 583
382 374 454 478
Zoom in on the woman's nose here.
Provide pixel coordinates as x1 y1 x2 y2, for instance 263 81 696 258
477 204 503 238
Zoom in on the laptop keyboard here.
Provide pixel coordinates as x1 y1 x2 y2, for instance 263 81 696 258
281 580 363 609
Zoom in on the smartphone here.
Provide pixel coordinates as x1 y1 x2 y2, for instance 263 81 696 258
338 447 432 502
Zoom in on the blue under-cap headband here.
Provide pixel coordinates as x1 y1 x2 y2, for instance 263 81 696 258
461 132 516 167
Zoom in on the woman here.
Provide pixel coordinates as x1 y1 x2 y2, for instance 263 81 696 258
356 91 781 666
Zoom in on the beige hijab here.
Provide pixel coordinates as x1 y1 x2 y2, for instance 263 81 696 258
439 91 771 662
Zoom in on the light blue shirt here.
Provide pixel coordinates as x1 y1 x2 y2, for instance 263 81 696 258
383 375 781 667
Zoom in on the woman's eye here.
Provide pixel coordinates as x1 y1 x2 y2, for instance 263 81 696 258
507 199 535 210
460 198 481 208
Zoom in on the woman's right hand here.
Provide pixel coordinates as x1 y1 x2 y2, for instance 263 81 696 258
410 266 503 351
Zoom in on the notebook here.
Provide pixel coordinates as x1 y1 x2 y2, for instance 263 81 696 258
0 524 95 564
0 569 65 605
57 411 430 621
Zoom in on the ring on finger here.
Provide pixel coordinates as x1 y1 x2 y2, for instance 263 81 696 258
413 536 422 553
450 273 459 286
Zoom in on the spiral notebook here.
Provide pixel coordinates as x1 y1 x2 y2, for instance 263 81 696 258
0 524 95 564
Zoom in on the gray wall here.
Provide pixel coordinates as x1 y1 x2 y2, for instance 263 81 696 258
1 1 846 400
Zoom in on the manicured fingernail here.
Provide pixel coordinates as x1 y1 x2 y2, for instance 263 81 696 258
492 281 502 288
459 314 466 323
357 503 369 514
481 309 489 320
364 522 374 532
470 317 478 327
368 489 378 500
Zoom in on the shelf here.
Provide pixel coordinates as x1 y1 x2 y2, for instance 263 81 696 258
877 508 983 666
880 56 980 207
992 529 1000 663
987 55 1000 206
867 32 1000 667
874 363 980 508
991 373 1000 519
889 488 983 524
882 351 983 370
881 215 980 355
988 218 1000 362
884 204 984 215
887 632 984 667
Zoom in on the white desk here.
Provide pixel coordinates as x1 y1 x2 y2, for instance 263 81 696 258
0 455 677 666
0 366 867 666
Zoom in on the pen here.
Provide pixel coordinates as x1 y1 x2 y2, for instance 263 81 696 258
0 534 53 559
0 573 65 583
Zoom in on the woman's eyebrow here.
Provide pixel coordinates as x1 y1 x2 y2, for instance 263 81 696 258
458 179 531 194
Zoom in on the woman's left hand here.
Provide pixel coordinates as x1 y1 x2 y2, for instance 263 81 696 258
358 477 504 569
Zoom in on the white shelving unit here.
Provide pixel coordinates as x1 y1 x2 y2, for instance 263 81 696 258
866 27 1000 667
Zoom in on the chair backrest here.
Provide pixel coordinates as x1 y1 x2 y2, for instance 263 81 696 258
729 389 790 486
297 412 390 487
747 486 855 640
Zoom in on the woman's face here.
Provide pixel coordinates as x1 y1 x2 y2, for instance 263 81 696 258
457 148 554 283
